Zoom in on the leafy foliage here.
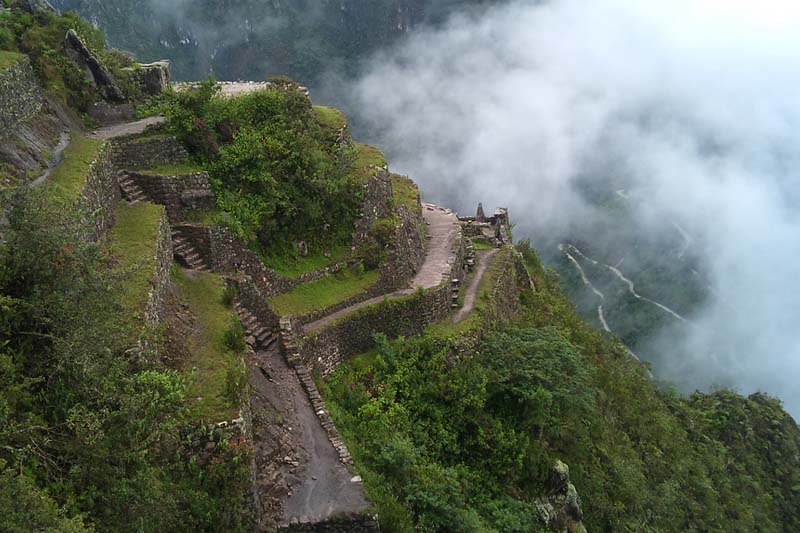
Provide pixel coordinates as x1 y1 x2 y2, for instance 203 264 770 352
322 240 800 532
0 6 136 110
0 191 251 531
161 79 362 254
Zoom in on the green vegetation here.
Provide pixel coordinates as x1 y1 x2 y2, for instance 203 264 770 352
0 6 137 109
472 239 495 250
136 161 205 176
0 189 251 531
46 134 102 203
173 268 247 421
354 142 387 171
161 79 363 254
322 240 800 532
268 266 379 316
0 49 24 69
390 173 420 212
264 244 350 278
314 104 347 131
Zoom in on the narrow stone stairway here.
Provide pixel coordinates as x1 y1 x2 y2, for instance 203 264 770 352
170 229 209 271
235 300 278 350
118 174 149 204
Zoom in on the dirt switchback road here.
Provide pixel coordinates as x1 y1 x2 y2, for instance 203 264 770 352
453 248 500 323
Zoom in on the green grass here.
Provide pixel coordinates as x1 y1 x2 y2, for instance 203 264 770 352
173 267 242 421
107 201 164 318
354 142 387 170
47 135 103 203
390 173 420 212
314 105 348 131
136 161 204 176
269 267 380 316
0 51 25 70
181 207 220 225
263 244 350 279
473 240 495 250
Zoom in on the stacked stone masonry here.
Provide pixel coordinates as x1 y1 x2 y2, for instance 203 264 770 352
0 57 44 134
78 141 121 241
279 319 354 465
144 208 174 327
125 170 215 221
278 513 380 532
298 223 467 376
110 135 189 170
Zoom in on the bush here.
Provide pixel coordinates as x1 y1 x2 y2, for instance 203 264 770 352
223 318 246 353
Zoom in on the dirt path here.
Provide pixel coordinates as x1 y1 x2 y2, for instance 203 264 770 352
29 131 70 188
88 115 165 140
453 248 499 323
302 202 459 334
250 343 369 527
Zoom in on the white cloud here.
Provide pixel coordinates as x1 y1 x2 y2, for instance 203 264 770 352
351 0 800 415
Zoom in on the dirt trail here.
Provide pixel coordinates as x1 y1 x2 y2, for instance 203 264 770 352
29 131 70 188
453 248 499 323
88 115 164 140
250 343 368 527
302 202 459 334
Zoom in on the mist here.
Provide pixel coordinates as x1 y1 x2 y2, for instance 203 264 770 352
346 0 800 415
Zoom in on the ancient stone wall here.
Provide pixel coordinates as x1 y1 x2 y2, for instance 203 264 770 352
298 225 467 376
278 513 380 532
174 223 355 298
0 57 44 135
382 202 426 290
233 275 281 333
78 141 121 240
126 170 215 220
144 208 173 327
111 136 188 170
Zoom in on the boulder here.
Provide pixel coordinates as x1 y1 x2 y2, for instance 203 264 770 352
64 29 125 103
126 60 171 96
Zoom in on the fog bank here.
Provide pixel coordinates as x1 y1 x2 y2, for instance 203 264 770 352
349 0 800 415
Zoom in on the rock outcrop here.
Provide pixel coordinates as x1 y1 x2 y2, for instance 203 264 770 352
125 60 171 96
536 460 587 533
64 29 125 102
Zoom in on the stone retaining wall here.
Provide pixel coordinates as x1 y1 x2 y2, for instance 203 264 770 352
144 208 173 327
280 318 353 465
78 141 121 241
298 225 467 376
111 135 188 170
278 513 380 532
126 170 215 220
232 275 281 333
0 57 44 135
174 223 355 298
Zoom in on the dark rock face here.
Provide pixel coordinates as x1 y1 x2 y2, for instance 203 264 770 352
64 29 125 102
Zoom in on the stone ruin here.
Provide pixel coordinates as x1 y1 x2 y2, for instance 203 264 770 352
459 203 511 247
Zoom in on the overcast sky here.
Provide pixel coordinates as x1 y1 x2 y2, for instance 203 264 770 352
349 0 800 416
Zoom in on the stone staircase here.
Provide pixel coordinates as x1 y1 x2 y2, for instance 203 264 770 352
171 229 209 271
235 300 278 350
118 173 149 204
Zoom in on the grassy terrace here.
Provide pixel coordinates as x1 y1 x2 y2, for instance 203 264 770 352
106 202 164 322
354 142 387 170
0 50 25 70
314 104 348 131
47 135 103 203
268 267 380 316
263 244 350 279
173 267 243 421
136 161 204 176
390 174 420 212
